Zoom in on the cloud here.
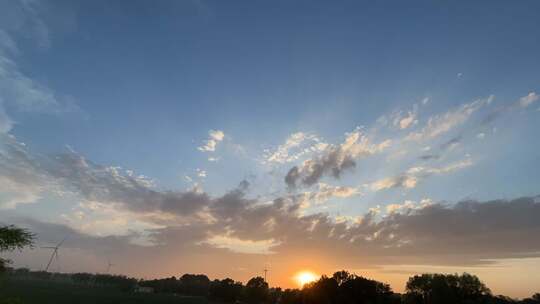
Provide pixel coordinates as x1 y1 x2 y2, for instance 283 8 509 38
398 111 417 129
285 129 391 188
197 168 207 178
0 46 61 113
48 152 213 217
518 92 539 108
0 0 52 49
0 134 52 208
385 199 433 214
440 135 462 151
7 195 540 274
392 104 418 130
297 183 361 209
1 138 538 271
203 235 280 254
482 92 539 126
0 30 18 55
406 96 493 141
368 158 473 191
264 132 327 164
419 154 440 161
0 102 13 133
0 6 77 132
198 129 225 152
369 175 418 191
0 136 214 216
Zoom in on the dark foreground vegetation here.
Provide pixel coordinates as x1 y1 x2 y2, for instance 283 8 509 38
1 268 539 304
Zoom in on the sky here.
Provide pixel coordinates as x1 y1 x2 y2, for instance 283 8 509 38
1 0 540 298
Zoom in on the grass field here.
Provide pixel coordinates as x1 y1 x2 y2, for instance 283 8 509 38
0 278 208 304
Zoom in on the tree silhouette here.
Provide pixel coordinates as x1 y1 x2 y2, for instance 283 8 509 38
301 271 397 304
178 274 210 296
405 273 490 304
303 275 339 304
209 278 244 303
521 293 540 304
244 276 269 304
0 225 33 272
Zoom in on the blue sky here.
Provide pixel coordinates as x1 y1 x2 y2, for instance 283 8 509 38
1 0 540 297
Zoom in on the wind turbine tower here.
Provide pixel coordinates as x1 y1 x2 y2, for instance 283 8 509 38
106 260 114 274
42 237 66 272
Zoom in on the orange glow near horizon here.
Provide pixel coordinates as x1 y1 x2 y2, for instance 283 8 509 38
294 271 319 287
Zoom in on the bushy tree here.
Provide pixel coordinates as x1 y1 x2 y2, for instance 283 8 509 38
405 273 490 304
303 275 339 304
244 276 269 304
301 271 397 304
0 225 33 272
178 274 210 296
209 278 243 302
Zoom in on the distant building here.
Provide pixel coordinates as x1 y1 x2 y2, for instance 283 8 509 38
135 286 154 293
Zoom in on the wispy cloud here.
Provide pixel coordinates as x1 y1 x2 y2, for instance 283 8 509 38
0 3 78 134
406 96 493 141
367 158 473 191
0 102 13 134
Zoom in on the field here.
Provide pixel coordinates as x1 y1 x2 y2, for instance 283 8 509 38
0 278 208 304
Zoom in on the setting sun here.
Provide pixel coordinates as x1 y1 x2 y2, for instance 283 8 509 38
294 271 319 287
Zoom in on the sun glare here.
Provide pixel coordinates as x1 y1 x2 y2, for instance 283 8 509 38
294 271 318 287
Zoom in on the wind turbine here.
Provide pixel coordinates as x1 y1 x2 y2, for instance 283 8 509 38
263 260 271 283
42 237 66 272
106 259 114 274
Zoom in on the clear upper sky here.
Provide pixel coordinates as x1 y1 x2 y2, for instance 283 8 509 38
1 0 539 298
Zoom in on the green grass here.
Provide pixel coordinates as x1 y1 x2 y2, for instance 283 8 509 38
0 278 208 304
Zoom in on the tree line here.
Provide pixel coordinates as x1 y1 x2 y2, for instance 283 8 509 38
140 271 539 304
8 267 539 304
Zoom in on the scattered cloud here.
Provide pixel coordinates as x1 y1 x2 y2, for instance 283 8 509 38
264 132 327 164
392 105 418 130
198 129 225 152
298 183 361 209
385 199 433 214
285 129 391 188
518 92 539 108
197 168 207 178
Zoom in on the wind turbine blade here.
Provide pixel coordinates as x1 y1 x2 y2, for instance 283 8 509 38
57 236 68 247
44 250 56 272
